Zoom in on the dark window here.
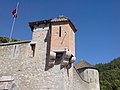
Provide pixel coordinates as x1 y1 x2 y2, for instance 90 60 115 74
95 79 97 83
87 71 88 74
90 78 92 82
59 26 61 37
30 44 36 57
13 46 16 57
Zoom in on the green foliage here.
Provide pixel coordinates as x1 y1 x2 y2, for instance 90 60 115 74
95 57 120 90
0 36 18 43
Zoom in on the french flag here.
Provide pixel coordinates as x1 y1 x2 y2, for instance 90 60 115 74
12 9 17 18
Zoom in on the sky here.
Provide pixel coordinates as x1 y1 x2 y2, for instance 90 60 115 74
0 0 120 65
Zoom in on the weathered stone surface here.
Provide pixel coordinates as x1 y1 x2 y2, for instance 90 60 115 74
0 16 100 90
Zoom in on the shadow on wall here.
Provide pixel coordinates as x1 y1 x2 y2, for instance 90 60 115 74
44 29 52 71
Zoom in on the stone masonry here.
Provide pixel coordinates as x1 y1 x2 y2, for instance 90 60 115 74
0 16 100 90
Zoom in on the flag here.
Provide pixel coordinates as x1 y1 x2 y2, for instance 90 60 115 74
12 9 17 18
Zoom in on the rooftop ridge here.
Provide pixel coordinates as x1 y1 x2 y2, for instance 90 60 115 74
51 15 69 22
29 15 77 32
0 40 31 46
75 60 94 69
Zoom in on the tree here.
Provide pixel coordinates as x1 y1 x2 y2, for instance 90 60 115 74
95 57 120 90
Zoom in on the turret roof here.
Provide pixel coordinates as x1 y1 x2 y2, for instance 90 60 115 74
75 60 94 69
51 15 69 22
29 15 77 32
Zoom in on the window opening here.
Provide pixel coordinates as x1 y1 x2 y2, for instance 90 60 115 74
13 46 16 57
30 44 36 57
86 70 88 74
59 26 61 37
95 79 97 83
90 78 92 83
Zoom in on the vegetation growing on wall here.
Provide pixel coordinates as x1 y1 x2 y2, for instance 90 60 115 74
0 36 18 43
95 57 120 90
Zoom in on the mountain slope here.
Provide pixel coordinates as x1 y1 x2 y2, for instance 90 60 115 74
95 57 120 90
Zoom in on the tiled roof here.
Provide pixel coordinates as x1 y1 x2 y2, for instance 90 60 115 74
29 15 77 32
29 15 69 26
75 60 94 69
51 15 69 22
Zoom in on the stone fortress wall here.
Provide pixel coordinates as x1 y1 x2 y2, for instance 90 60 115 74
0 16 100 90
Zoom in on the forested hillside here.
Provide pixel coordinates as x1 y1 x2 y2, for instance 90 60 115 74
0 36 18 43
95 57 120 90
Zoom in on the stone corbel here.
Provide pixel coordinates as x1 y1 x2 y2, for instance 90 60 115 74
61 50 76 68
48 51 56 67
61 50 71 67
70 56 76 63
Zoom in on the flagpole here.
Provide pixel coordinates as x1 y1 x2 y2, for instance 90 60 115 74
9 2 19 42
9 17 16 42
